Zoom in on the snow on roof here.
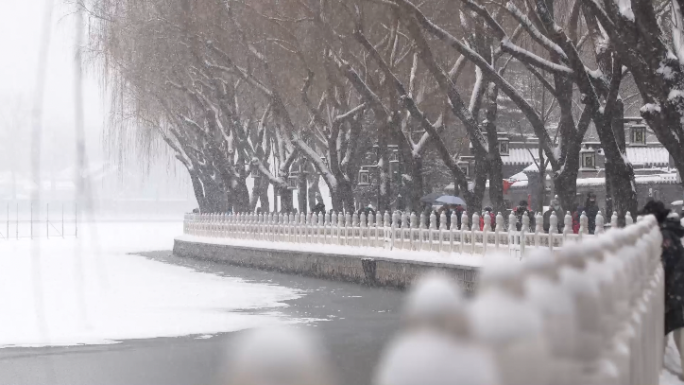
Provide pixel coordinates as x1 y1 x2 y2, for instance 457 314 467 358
625 146 670 167
574 173 679 187
509 171 528 182
502 148 536 166
503 144 669 168
522 162 552 173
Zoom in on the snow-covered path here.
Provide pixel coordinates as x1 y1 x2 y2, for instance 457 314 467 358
0 222 309 348
663 335 684 384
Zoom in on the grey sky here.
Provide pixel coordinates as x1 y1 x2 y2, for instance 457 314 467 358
0 0 105 173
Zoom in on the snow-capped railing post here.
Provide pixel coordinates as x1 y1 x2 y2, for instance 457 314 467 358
471 212 480 255
234 213 239 239
325 212 332 244
439 211 447 252
450 211 458 252
563 212 572 244
311 212 318 244
332 212 340 246
595 211 605 234
344 212 352 246
579 211 588 237
507 211 516 257
360 212 367 247
460 211 469 255
374 212 382 247
611 211 619 229
534 212 543 248
418 212 427 251
495 212 504 251
549 212 558 250
482 212 490 256
407 212 416 251
625 212 633 226
391 211 400 250
350 212 358 247
383 211 390 248
429 211 437 252
520 214 529 258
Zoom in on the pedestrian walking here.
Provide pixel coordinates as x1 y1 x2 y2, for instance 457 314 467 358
640 201 684 371
514 200 535 231
542 196 564 233
479 207 495 231
584 192 599 234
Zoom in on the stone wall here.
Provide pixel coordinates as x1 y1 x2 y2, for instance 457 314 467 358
173 238 478 292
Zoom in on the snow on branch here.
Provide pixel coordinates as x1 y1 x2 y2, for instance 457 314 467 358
505 2 568 61
394 0 559 168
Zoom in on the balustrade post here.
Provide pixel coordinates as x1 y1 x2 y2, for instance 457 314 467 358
495 212 504 251
408 212 416 251
450 211 458 253
306 212 313 243
460 211 469 255
312 212 319 244
535 212 543 248
625 212 633 226
521 214 529 258
508 211 516 256
595 211 605 234
360 212 367 247
332 212 340 245
579 211 588 237
375 212 382 247
611 211 619 229
429 211 437 251
563 212 573 245
471 212 480 255
549 212 558 250
345 212 352 246
391 211 400 250
439 211 447 252
482 211 491 255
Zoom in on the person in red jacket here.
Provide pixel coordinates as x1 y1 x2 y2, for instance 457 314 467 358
479 207 496 230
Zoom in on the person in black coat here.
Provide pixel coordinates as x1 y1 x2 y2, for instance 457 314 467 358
584 192 600 234
640 201 684 365
514 200 535 231
543 196 564 233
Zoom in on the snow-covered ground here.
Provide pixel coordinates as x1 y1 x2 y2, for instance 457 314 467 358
663 334 684 384
177 234 484 268
0 222 310 348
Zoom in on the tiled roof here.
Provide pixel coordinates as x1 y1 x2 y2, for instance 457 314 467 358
502 148 536 166
502 145 670 168
625 146 670 167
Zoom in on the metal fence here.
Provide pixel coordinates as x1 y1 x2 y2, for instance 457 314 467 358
183 209 633 258
0 202 78 240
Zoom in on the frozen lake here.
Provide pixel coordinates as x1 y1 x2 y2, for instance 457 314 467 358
0 222 312 348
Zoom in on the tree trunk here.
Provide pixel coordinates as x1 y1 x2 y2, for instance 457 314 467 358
297 172 308 214
188 171 208 213
483 82 505 215
250 175 270 212
408 155 425 214
308 174 321 212
554 171 579 217
233 177 251 213
338 179 355 213
279 187 294 213
537 147 546 214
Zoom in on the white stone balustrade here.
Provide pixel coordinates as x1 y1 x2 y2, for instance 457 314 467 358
183 210 637 258
376 215 664 385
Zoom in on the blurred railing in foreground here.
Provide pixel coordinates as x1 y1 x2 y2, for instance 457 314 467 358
224 216 664 385
183 209 635 258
